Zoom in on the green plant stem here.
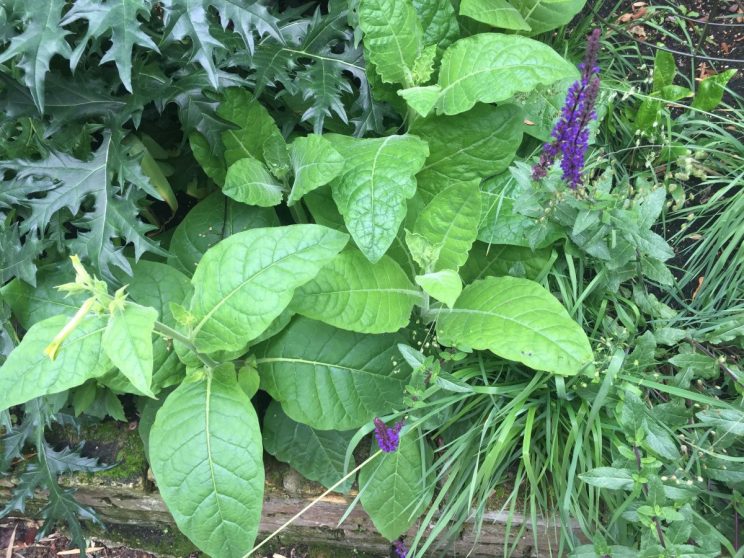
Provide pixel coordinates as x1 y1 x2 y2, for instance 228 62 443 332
633 445 666 548
152 321 219 369
244 449 383 557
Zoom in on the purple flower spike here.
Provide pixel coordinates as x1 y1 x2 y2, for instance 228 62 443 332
374 418 404 453
393 540 408 558
532 29 601 189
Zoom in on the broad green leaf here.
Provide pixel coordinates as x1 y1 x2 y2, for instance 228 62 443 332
0 315 111 411
237 364 260 398
326 134 429 262
189 225 348 353
103 304 158 398
223 157 283 207
0 267 85 329
460 0 531 31
510 0 586 35
411 104 523 200
436 277 593 375
692 69 737 112
579 467 635 490
359 0 423 86
398 85 441 118
217 88 289 168
461 243 553 283
304 187 347 231
0 0 72 112
291 251 419 333
415 270 462 308
400 33 576 116
696 409 744 436
652 50 676 92
149 366 264 558
189 132 226 185
404 230 442 271
168 192 279 275
258 317 411 430
359 430 434 539
412 181 482 270
288 135 345 205
412 0 460 48
263 401 356 493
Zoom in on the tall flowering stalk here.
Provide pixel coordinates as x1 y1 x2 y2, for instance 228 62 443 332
373 417 403 453
532 29 601 188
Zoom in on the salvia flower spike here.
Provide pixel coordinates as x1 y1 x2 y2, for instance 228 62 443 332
532 29 601 188
393 540 408 558
373 417 404 453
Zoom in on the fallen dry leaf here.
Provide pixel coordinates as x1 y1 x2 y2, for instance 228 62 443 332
628 25 647 40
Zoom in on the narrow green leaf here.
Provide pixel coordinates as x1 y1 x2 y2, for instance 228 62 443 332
437 277 593 375
326 134 429 262
359 431 434 539
263 401 356 493
224 157 284 207
415 269 462 308
411 104 523 200
359 0 423 86
189 225 348 353
149 366 264 558
412 180 481 270
400 33 576 116
103 304 158 398
258 317 411 430
291 250 420 333
0 315 111 411
460 0 531 31
288 135 345 205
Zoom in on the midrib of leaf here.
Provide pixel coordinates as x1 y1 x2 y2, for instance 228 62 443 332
202 376 230 552
366 135 394 246
419 124 510 173
282 48 364 72
256 357 398 380
379 15 411 86
439 61 560 98
302 287 421 296
21 324 107 371
36 3 61 89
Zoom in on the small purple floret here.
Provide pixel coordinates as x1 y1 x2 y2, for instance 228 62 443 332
374 418 403 453
393 540 408 558
532 29 601 189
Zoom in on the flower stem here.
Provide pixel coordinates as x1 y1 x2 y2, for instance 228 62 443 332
152 321 219 369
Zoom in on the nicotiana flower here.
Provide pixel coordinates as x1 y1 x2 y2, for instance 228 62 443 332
373 417 403 453
532 29 601 189
393 540 408 558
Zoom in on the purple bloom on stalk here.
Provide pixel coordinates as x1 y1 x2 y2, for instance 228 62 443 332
374 418 403 453
393 540 408 558
532 29 601 189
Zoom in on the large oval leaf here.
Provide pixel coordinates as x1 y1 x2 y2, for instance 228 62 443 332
189 224 348 353
149 367 264 558
511 0 586 35
168 192 279 275
258 317 411 430
326 134 429 263
0 315 111 411
287 134 344 205
412 180 482 271
400 33 576 116
411 103 523 200
223 156 283 207
359 430 434 540
290 250 420 333
460 0 531 31
263 401 356 493
436 277 593 375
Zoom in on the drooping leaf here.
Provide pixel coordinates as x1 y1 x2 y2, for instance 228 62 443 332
62 0 159 92
263 400 356 493
168 192 279 275
149 366 264 558
399 33 576 116
189 225 348 353
461 243 553 283
437 277 593 375
412 180 482 271
288 135 345 205
0 0 72 112
359 430 434 539
510 0 586 35
415 269 461 308
460 0 531 31
189 132 227 185
223 157 284 207
258 317 411 430
359 0 423 86
291 250 420 333
326 134 429 262
103 303 158 398
0 315 111 411
411 104 523 199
